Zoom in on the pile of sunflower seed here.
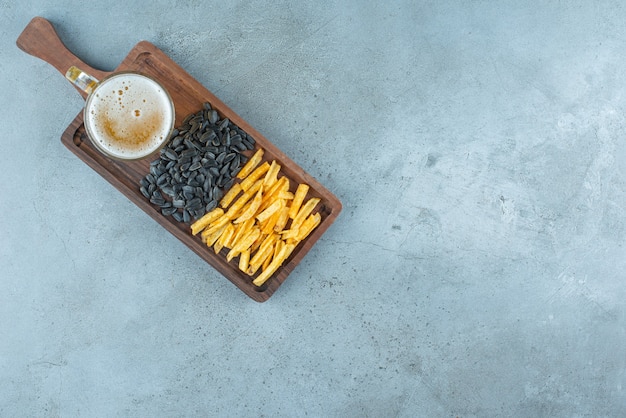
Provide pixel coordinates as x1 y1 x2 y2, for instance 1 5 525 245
140 102 255 223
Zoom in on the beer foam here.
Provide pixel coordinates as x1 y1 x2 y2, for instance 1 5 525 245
84 73 173 159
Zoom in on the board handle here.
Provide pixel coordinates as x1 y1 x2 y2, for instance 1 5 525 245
16 17 111 99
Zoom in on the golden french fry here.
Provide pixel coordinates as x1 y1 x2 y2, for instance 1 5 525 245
250 230 268 254
239 249 250 273
259 176 289 212
202 214 231 237
240 161 270 191
262 248 273 271
246 262 261 276
268 175 289 195
225 179 263 218
202 224 227 247
263 160 281 187
226 249 240 262
217 223 236 249
252 244 296 286
219 183 242 208
260 232 279 254
233 187 263 224
251 233 277 263
273 239 284 261
283 241 297 258
277 191 294 200
231 218 255 248
256 199 284 223
190 207 224 235
295 212 322 242
232 226 261 253
247 240 275 275
272 178 290 196
281 227 299 240
273 206 291 232
234 199 254 220
292 197 320 230
227 225 260 262
214 239 224 254
288 183 309 219
236 148 264 179
249 239 275 271
261 207 283 235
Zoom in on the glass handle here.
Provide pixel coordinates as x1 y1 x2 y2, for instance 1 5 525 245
65 66 99 95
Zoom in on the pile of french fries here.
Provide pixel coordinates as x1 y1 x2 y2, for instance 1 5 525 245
190 149 322 286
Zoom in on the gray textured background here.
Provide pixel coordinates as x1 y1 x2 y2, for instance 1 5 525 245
2 1 625 416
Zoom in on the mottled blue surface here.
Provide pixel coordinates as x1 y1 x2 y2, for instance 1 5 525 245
1 1 625 416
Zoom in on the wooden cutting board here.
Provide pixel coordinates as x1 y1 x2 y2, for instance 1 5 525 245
17 17 342 302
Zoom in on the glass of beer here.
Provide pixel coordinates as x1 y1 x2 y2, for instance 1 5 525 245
65 66 175 160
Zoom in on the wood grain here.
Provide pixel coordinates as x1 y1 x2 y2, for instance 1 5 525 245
18 17 342 302
17 17 110 98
